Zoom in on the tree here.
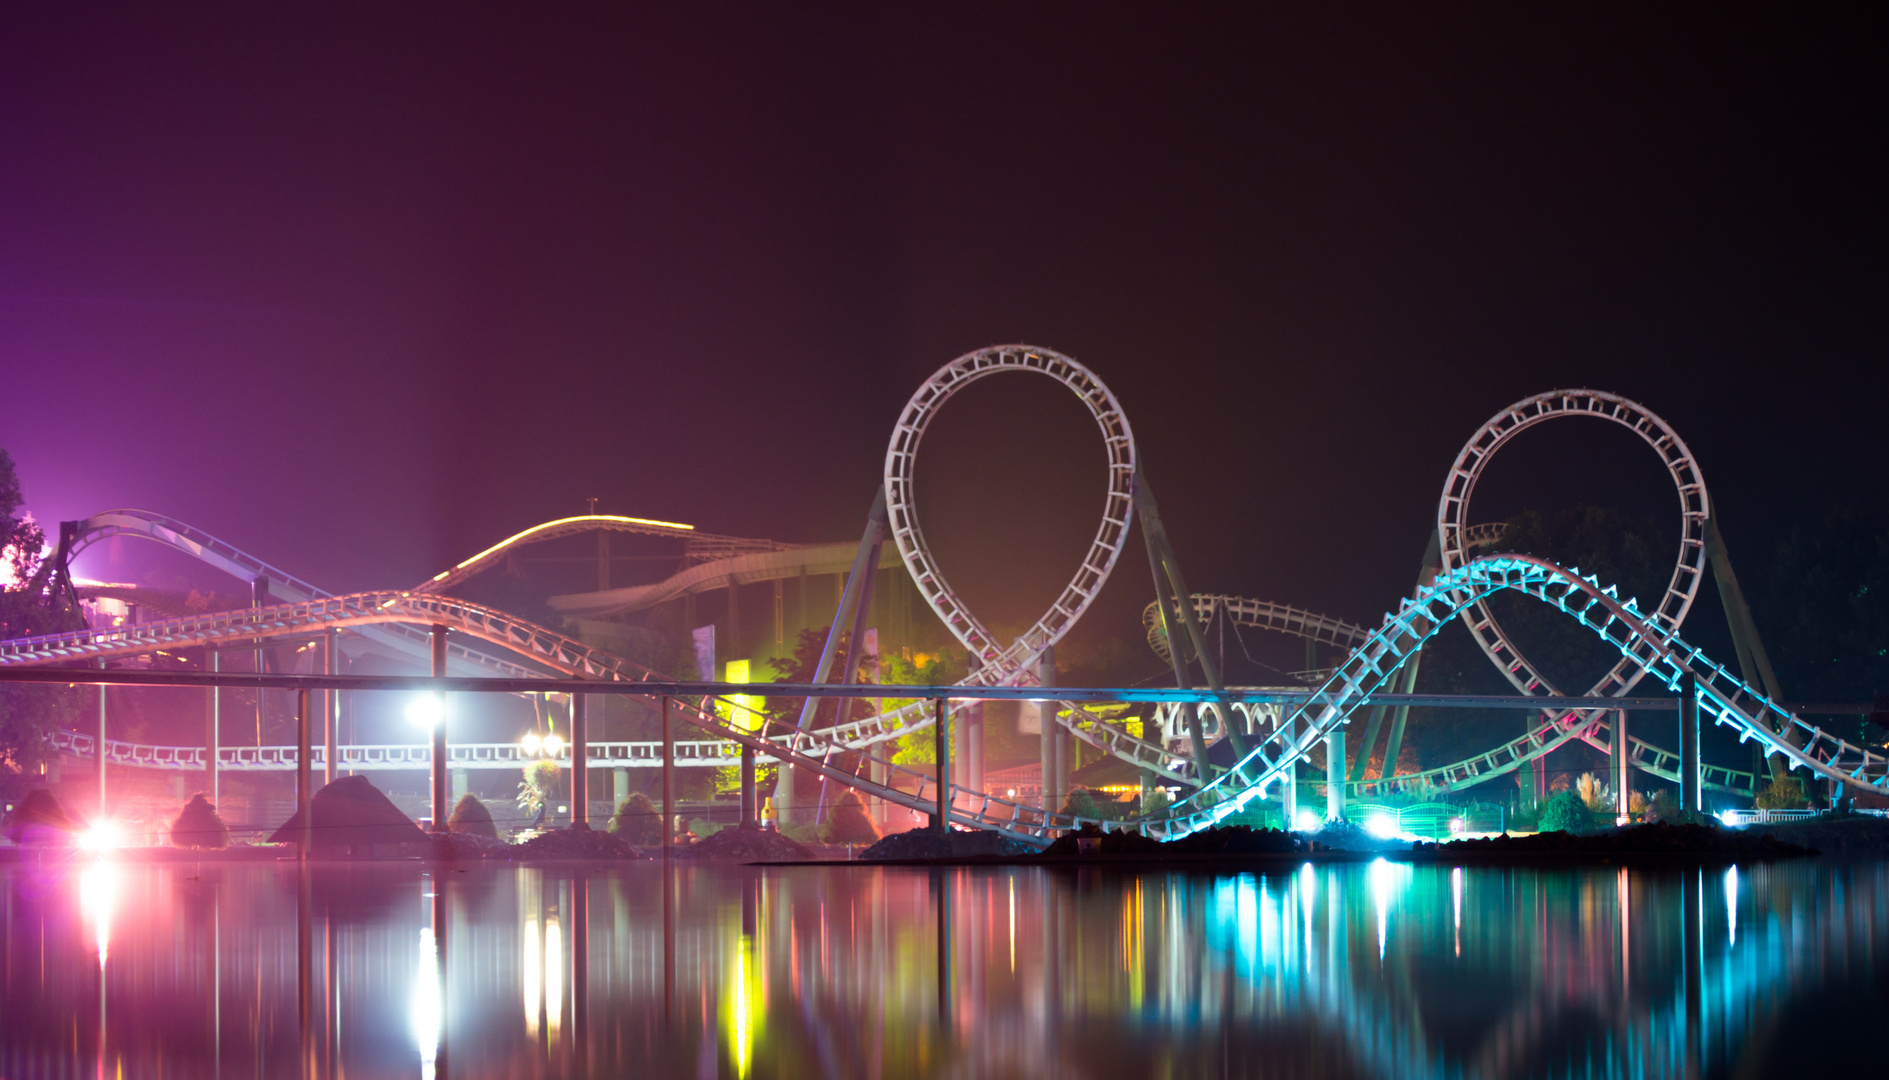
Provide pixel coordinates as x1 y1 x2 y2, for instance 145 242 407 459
170 794 230 848
1538 790 1594 834
448 793 499 838
608 791 663 845
825 790 879 844
0 449 84 792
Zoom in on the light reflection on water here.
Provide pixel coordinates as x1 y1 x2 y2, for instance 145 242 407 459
1 856 1883 1078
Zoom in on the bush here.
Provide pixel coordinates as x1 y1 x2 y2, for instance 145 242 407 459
826 790 880 845
1645 789 1681 823
1538 791 1594 834
169 793 229 849
447 794 498 839
1575 772 1612 814
517 760 561 816
1060 787 1102 821
608 792 663 845
1756 776 1810 810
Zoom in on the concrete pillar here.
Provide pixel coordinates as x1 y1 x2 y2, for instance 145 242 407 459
451 770 468 803
1325 729 1346 822
1680 673 1701 815
430 625 449 832
571 692 588 828
613 767 629 807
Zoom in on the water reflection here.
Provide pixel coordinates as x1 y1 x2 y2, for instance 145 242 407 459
0 856 1881 1077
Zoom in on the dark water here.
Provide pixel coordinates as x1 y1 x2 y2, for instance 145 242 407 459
1 855 1883 1078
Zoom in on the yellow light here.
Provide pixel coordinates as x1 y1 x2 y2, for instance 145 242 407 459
723 660 762 733
439 514 696 580
723 934 759 1078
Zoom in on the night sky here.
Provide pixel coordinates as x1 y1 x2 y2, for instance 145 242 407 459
3 6 1884 669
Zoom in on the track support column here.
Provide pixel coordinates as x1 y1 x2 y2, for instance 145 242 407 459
206 648 219 803
1281 712 1298 827
323 630 338 787
1680 673 1701 815
296 688 312 856
96 658 108 817
430 625 449 832
1325 729 1345 822
1613 709 1630 825
740 745 756 829
661 696 673 855
934 696 950 834
571 691 588 828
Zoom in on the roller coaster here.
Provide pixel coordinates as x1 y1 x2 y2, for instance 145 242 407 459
3 346 1884 844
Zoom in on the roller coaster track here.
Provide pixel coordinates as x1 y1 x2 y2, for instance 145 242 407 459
1159 554 1886 838
13 357 1845 840
0 591 1106 843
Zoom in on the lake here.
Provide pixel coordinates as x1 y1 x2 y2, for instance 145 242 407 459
1 854 1882 1078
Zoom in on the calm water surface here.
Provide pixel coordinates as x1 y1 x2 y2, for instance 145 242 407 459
1 855 1883 1078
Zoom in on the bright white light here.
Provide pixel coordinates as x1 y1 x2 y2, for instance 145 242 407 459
76 820 124 853
1006 788 1017 798
413 927 441 1076
1365 814 1399 839
1294 810 1322 832
406 694 446 729
1724 866 1738 947
543 733 565 757
78 859 122 968
1449 817 1465 833
521 732 543 757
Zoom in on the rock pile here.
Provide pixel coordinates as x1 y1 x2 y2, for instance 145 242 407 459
678 826 814 861
512 826 643 860
860 826 1039 860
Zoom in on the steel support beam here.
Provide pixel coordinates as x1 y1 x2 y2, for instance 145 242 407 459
571 691 588 828
1325 729 1345 822
1681 673 1701 814
430 625 448 831
296 688 312 855
661 696 673 855
934 695 950 834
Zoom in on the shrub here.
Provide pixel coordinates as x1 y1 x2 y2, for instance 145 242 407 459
780 822 826 844
517 760 562 816
1140 787 1173 818
1645 789 1681 823
1755 776 1810 811
447 794 498 839
608 792 663 845
1060 787 1102 821
826 790 880 845
1629 790 1651 819
1538 791 1594 834
169 793 229 849
1575 772 1612 814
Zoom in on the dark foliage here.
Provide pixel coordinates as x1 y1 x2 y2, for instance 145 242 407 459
4 787 73 845
170 793 229 848
825 790 880 845
1435 822 1813 859
1059 787 1102 820
1039 822 1299 857
447 793 498 839
1755 776 1810 811
1757 501 1889 707
607 791 662 846
1538 790 1595 834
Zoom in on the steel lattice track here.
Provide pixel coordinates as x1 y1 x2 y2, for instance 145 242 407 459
1159 555 1886 838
